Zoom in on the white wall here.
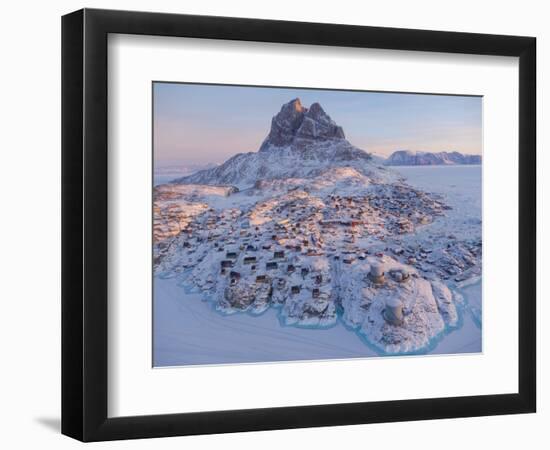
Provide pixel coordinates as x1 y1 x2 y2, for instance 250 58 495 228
0 0 545 448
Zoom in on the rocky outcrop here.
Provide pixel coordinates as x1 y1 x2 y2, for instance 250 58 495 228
259 99 345 151
257 98 307 149
339 257 458 354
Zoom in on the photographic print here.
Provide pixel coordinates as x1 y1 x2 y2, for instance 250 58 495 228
153 83 482 367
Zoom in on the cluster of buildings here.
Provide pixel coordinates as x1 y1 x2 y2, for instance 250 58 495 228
153 179 479 321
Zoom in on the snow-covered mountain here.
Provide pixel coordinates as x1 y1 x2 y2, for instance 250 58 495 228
384 150 481 166
173 98 394 188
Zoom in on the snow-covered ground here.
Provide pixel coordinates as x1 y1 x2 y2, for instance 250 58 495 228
154 163 218 186
393 165 481 241
153 165 482 367
393 165 482 348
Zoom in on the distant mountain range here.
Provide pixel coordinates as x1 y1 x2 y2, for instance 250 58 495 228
384 150 481 166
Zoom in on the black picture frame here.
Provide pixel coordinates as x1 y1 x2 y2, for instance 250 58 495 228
61 8 536 442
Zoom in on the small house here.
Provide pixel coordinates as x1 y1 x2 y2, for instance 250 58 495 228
229 271 241 280
291 285 301 295
229 271 241 285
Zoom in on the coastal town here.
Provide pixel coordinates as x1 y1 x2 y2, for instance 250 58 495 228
152 98 481 355
153 168 481 353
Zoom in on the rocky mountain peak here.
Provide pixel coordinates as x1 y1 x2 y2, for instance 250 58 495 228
259 98 345 152
290 97 306 113
305 102 327 121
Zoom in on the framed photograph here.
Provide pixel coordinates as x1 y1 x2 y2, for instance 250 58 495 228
62 8 536 441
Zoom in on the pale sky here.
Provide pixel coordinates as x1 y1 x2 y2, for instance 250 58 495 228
153 82 482 167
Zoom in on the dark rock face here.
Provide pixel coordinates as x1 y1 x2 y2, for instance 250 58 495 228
260 98 306 149
259 98 345 151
